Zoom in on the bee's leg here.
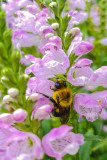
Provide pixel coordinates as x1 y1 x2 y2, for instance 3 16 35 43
50 86 57 91
56 95 60 106
49 97 58 107
36 92 58 106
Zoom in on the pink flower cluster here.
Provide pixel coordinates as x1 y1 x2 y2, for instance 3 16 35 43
0 124 84 160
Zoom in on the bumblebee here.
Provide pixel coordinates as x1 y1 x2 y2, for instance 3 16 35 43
38 79 72 124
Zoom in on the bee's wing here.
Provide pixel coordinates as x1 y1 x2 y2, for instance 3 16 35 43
59 106 70 124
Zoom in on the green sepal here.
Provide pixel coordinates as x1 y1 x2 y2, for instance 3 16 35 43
3 29 12 49
47 17 57 25
0 42 8 59
61 14 71 34
19 74 29 95
1 76 15 88
64 32 74 52
11 51 20 72
2 68 16 84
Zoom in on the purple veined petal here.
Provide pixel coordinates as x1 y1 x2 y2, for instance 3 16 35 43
67 58 93 86
42 125 84 159
26 2 40 15
25 49 69 79
14 10 36 33
6 132 43 159
90 91 107 109
48 36 62 48
73 93 102 122
12 29 40 49
40 42 60 55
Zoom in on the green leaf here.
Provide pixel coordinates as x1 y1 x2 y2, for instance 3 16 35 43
98 153 107 160
84 135 105 142
47 17 57 25
92 139 107 151
79 128 94 160
41 119 52 135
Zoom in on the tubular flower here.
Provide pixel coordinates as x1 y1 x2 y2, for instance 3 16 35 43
67 58 93 86
25 43 69 79
32 97 53 121
42 125 84 160
73 93 102 122
85 66 107 90
68 33 93 56
0 123 43 160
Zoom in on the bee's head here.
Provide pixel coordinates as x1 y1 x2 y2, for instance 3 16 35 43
55 79 67 89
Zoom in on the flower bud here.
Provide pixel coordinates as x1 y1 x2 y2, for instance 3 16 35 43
69 27 80 36
1 76 13 88
0 113 14 124
8 88 19 98
29 93 39 102
3 95 14 104
45 33 54 39
49 2 57 8
12 109 27 122
51 23 59 30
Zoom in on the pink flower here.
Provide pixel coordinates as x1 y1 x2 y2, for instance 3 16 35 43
67 58 93 86
0 123 43 160
12 109 27 122
90 91 107 109
68 33 93 56
0 113 14 125
32 97 53 120
100 109 107 120
25 46 69 79
73 93 102 122
90 5 100 26
69 0 86 10
85 66 107 90
100 37 107 46
42 125 84 160
14 10 36 33
12 29 39 49
26 77 54 97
